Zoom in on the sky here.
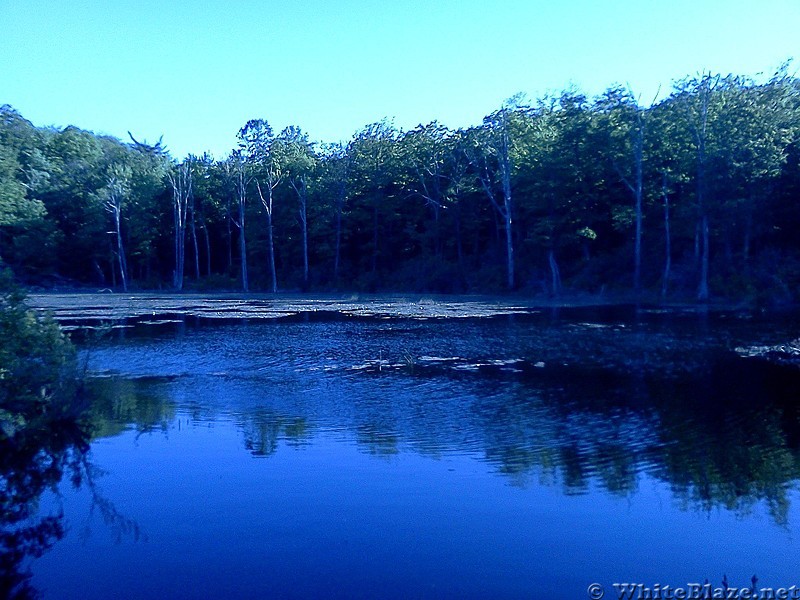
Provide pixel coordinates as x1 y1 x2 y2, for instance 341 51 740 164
1 0 799 159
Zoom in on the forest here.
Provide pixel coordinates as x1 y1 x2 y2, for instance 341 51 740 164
1 68 799 302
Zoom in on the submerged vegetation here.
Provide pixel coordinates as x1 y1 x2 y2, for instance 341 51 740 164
1 66 799 301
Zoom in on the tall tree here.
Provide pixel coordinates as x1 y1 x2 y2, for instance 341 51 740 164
672 73 721 301
598 87 651 293
229 151 250 292
318 143 350 283
0 107 50 273
168 160 192 290
282 126 317 290
400 122 454 258
466 105 524 290
102 164 131 291
346 121 399 283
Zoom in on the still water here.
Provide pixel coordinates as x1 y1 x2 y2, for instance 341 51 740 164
13 301 800 598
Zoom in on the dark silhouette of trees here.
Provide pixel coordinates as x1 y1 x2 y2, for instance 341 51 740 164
1 68 799 301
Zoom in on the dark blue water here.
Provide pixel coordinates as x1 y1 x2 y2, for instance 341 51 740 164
12 304 800 598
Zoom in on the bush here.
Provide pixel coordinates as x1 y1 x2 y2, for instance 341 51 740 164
0 269 81 439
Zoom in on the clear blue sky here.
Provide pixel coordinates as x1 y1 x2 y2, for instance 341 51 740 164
1 0 798 159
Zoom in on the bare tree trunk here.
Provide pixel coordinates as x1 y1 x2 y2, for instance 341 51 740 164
173 199 181 289
301 197 309 289
266 208 277 293
498 111 515 290
661 173 671 300
455 202 464 270
334 203 342 282
695 81 710 302
477 170 513 289
330 152 348 284
473 111 515 290
234 165 249 292
170 163 192 291
93 259 105 285
239 193 248 292
504 212 514 290
190 207 200 280
548 248 561 297
173 199 184 290
105 186 127 292
546 192 560 297
226 202 233 275
371 202 379 275
256 180 278 293
291 177 310 290
694 221 700 265
114 206 127 292
633 125 643 294
200 217 212 277
614 107 646 294
699 214 710 301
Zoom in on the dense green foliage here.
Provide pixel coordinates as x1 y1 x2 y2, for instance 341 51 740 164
0 270 88 599
2 68 799 300
0 270 81 436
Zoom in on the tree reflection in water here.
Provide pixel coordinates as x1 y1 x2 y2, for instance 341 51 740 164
0 416 91 599
468 356 800 525
214 354 800 526
0 376 170 600
105 353 800 528
14 351 795 600
239 409 313 457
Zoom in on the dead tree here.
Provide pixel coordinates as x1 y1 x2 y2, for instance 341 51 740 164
168 162 192 290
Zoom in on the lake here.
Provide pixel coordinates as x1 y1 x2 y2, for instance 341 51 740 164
9 295 800 599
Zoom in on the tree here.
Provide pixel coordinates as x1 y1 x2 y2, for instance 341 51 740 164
187 154 218 279
317 143 350 283
102 164 132 291
168 160 192 290
39 126 107 281
0 111 60 277
0 109 46 230
238 119 285 293
524 92 600 296
669 71 797 300
672 73 723 301
400 122 453 258
466 106 519 290
228 151 250 292
597 87 651 293
282 126 317 290
346 121 399 285
0 69 798 299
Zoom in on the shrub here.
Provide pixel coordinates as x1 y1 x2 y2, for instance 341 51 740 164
0 269 81 439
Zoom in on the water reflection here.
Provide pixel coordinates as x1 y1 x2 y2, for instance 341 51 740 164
13 309 800 599
653 366 800 526
0 377 167 599
79 349 800 529
0 417 89 599
88 377 176 438
239 410 313 457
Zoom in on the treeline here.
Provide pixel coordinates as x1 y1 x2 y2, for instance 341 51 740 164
1 68 799 300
